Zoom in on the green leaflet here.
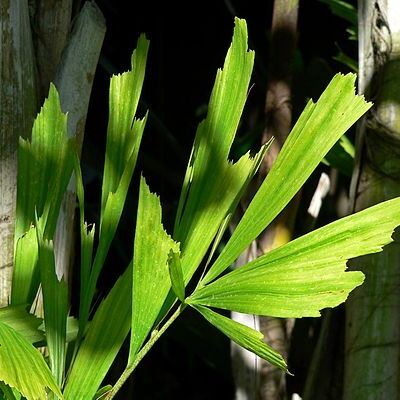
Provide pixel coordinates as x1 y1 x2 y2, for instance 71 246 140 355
12 84 74 306
79 33 149 334
189 197 400 317
168 250 185 302
202 73 372 285
0 305 43 345
193 305 288 373
36 221 68 388
11 226 38 305
130 177 180 361
100 34 149 218
173 18 267 285
14 84 68 240
64 269 131 400
0 321 62 400
79 117 147 332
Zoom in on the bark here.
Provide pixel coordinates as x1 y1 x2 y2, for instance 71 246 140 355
344 1 400 399
231 1 299 399
258 2 298 399
52 1 105 282
1 0 105 306
0 0 37 306
32 0 73 98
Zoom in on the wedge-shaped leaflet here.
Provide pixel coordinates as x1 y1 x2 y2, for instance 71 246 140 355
203 73 372 284
174 18 268 284
36 221 67 388
79 35 149 334
194 305 288 372
12 84 74 305
100 34 149 217
189 198 400 317
0 305 43 344
130 177 180 360
15 84 73 240
64 269 131 400
79 119 147 333
0 321 62 400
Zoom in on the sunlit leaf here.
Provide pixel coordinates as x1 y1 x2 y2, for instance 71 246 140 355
203 73 372 285
12 84 74 306
193 305 288 372
100 34 149 217
130 177 180 361
189 198 400 317
80 118 147 331
78 35 149 334
173 18 268 287
0 321 62 400
11 226 38 305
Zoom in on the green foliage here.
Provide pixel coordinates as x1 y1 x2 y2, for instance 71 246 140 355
319 0 358 70
12 85 74 306
2 16 400 400
130 177 180 361
0 306 43 344
194 305 288 372
188 198 400 317
78 35 149 336
36 219 68 388
174 18 269 285
64 270 131 400
202 72 371 285
0 321 62 400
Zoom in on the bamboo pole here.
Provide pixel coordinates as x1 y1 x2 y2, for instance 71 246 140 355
52 1 105 282
31 0 73 98
344 1 400 399
0 0 37 306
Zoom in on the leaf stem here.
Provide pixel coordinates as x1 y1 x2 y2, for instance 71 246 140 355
104 303 186 399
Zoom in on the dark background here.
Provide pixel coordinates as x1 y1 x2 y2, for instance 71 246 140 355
78 1 357 398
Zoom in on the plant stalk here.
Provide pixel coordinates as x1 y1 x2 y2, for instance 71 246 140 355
104 304 186 399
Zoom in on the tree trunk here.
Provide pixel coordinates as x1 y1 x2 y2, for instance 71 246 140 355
0 0 38 306
344 1 400 399
52 1 105 283
1 0 105 307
